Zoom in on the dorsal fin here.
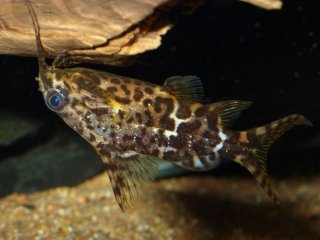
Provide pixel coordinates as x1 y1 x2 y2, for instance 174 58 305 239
210 100 252 127
163 75 206 103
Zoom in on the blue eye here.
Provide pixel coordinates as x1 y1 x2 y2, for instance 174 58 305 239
50 95 60 107
45 91 65 112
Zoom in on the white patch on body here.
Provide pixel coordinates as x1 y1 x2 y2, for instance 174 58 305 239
169 102 191 131
212 129 228 153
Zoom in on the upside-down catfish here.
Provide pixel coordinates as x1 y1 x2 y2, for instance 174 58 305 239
26 1 312 211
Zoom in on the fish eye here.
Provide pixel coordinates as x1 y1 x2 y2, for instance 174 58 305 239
45 91 65 112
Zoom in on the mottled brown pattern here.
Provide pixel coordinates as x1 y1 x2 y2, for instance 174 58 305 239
91 108 109 116
110 78 121 84
143 98 153 108
192 140 208 156
114 96 131 105
163 151 176 161
135 112 142 124
157 129 168 147
154 97 174 114
118 110 125 119
123 78 131 84
206 111 218 130
88 133 96 142
176 103 192 119
169 135 186 149
144 110 154 127
106 86 117 93
120 84 130 95
144 87 154 95
133 87 144 102
195 105 207 117
126 117 134 124
80 69 101 85
62 81 71 90
177 120 202 134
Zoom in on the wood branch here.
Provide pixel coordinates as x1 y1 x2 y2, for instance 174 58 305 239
239 0 283 10
0 0 203 65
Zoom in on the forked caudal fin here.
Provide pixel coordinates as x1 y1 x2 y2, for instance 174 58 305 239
236 114 312 205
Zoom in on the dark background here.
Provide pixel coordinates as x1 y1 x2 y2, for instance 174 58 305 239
0 0 319 190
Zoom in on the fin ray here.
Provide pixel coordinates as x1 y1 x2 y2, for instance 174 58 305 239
236 114 312 204
210 100 252 127
163 75 206 103
99 152 160 211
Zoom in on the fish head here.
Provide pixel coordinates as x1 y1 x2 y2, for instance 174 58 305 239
39 67 114 139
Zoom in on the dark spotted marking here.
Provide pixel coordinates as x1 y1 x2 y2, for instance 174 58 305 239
143 98 153 107
195 106 207 117
203 130 216 139
110 78 121 84
192 140 208 156
126 117 134 124
110 131 116 138
55 71 62 80
86 125 94 130
151 149 159 156
106 86 118 93
181 153 194 165
163 150 176 161
91 108 109 116
144 110 154 127
71 98 79 108
88 134 96 142
84 113 92 124
177 120 202 134
157 129 168 147
144 87 154 95
133 87 144 102
123 78 131 84
114 96 131 105
120 84 130 95
176 103 191 119
118 110 125 119
74 76 105 98
140 127 147 136
74 125 83 135
206 111 218 130
246 132 259 147
169 135 186 149
135 112 142 124
62 81 71 91
160 116 175 131
154 97 174 114
80 69 101 85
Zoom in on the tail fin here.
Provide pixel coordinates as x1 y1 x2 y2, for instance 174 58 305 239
237 114 312 204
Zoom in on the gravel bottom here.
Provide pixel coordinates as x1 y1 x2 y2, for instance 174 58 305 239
1 173 319 240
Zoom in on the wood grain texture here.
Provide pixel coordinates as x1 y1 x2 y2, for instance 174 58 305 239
0 0 281 65
0 0 203 64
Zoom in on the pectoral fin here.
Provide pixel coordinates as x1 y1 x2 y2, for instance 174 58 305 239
99 152 160 211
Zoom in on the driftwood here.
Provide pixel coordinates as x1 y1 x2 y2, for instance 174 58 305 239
0 0 203 65
0 0 282 65
240 0 282 10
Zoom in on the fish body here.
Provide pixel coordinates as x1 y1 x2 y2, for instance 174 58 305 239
26 1 312 211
